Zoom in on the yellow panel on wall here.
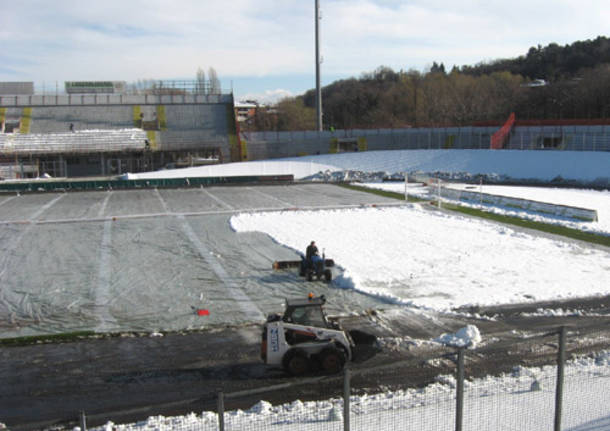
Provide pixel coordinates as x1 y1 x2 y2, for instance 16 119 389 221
20 107 32 134
133 106 142 127
357 137 367 151
156 105 167 130
226 104 240 162
146 130 158 150
240 138 248 160
329 137 338 153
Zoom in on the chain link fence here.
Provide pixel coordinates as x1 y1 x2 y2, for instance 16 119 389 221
60 325 610 431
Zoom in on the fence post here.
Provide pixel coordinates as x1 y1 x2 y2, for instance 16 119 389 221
344 366 351 431
437 180 442 209
79 410 87 431
554 326 566 431
455 347 465 431
217 391 225 431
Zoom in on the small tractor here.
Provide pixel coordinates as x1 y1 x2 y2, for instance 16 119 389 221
272 253 334 282
261 294 378 375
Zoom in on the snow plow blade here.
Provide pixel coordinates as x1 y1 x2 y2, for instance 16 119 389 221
272 259 335 270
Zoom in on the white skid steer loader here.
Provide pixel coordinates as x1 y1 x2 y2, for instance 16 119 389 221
261 294 378 375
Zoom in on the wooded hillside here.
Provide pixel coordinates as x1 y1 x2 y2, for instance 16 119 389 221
251 36 610 131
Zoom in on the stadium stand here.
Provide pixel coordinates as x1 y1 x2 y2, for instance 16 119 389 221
0 81 236 179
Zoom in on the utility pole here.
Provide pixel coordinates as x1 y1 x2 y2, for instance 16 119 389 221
315 0 323 131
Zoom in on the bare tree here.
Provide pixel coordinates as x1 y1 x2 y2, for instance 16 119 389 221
208 67 221 94
196 67 206 94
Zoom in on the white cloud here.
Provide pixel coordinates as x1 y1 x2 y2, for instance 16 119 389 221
1 0 608 93
238 88 295 105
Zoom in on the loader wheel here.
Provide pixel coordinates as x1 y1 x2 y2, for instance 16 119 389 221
283 349 310 376
319 347 346 374
324 269 332 282
306 271 313 282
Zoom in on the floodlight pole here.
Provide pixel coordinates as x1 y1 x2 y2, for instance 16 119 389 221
315 0 323 131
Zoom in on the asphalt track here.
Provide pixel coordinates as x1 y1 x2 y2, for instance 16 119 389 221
1 184 609 429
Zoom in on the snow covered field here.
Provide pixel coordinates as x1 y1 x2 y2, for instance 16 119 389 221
231 205 609 311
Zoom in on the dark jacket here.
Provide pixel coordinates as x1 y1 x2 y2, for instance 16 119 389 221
306 244 318 260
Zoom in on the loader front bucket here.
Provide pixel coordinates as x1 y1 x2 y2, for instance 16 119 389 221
349 329 381 363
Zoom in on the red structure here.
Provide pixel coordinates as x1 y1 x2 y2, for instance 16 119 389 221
490 112 516 149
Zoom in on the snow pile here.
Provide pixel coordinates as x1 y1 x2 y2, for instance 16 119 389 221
434 325 482 348
519 308 601 317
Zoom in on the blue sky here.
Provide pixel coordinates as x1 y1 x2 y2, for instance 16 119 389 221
1 0 609 103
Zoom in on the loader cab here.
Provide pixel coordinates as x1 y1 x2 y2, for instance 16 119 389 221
282 296 329 328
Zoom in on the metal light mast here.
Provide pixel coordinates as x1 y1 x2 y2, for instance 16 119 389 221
315 0 322 131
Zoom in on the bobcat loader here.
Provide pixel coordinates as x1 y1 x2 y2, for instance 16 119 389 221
261 294 378 375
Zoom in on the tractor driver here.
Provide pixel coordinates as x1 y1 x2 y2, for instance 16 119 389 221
306 241 318 261
305 241 323 272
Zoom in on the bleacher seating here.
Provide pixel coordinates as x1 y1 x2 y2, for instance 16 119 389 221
0 129 147 154
0 95 235 170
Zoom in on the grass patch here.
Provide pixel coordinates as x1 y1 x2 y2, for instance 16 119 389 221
0 331 97 346
340 183 427 203
341 183 610 248
447 204 610 247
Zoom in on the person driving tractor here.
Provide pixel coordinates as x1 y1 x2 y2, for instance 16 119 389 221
305 241 323 273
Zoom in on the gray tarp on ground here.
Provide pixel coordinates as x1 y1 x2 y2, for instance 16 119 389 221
0 184 400 338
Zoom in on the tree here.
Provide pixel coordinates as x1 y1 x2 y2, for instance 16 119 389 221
208 67 221 94
275 98 316 130
196 67 206 94
430 62 446 74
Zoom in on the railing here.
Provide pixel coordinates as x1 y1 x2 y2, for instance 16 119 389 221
45 325 609 431
0 93 233 107
0 80 233 106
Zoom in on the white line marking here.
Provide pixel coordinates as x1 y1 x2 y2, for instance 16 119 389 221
0 195 17 208
154 188 171 214
0 202 408 226
178 215 263 322
246 187 294 207
0 194 69 279
95 219 117 332
98 191 112 218
30 194 66 221
200 186 234 210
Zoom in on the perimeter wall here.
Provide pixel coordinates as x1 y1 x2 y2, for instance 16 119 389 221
241 125 610 160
